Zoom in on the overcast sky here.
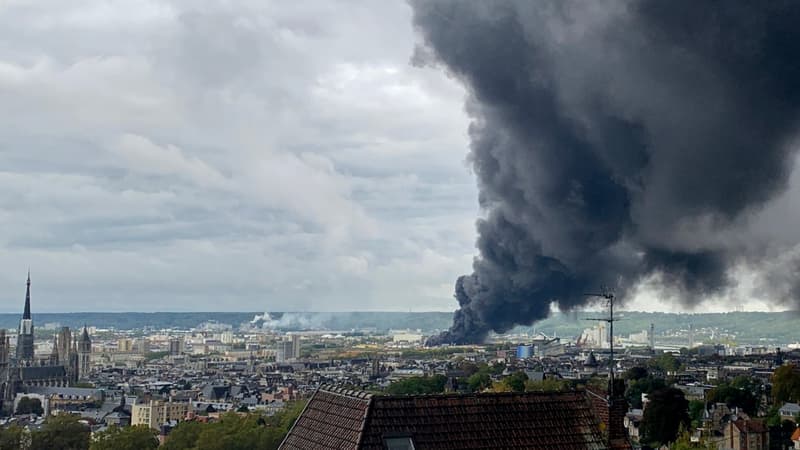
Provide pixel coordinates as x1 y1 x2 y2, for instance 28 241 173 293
0 1 794 313
0 0 484 312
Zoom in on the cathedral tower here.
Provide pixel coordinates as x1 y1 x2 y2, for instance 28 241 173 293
16 272 34 363
69 337 79 384
49 334 59 366
57 327 72 365
0 330 9 412
78 326 91 380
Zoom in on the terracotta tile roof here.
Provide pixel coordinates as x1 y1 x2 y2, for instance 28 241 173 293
280 386 372 450
360 391 607 450
281 387 616 449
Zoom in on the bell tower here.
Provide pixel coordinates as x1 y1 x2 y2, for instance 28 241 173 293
78 326 92 380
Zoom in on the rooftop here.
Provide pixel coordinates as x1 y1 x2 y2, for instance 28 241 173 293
281 386 616 450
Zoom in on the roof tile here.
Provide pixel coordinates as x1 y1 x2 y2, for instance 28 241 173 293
282 387 621 450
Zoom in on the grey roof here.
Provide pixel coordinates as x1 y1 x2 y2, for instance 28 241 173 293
28 386 102 398
104 411 131 420
202 385 230 400
781 402 800 413
20 366 66 380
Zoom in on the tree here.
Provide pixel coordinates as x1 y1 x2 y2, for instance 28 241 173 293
189 413 291 450
625 376 666 409
772 364 800 404
91 425 158 450
0 425 23 450
766 405 783 427
625 366 649 381
467 372 491 392
16 396 44 415
276 400 306 430
640 387 690 447
460 362 479 377
463 362 506 393
525 377 570 392
144 351 170 362
237 404 250 413
707 379 759 416
386 375 447 395
503 371 528 393
688 400 706 428
162 421 203 450
730 375 759 391
650 353 680 373
30 414 90 450
163 401 307 450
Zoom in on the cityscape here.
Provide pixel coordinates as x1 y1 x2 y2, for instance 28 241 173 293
1 274 800 449
3 1 800 450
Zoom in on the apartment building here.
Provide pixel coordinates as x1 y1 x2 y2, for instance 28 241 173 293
131 399 190 429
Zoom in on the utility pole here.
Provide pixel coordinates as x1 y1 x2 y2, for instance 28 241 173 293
585 288 618 402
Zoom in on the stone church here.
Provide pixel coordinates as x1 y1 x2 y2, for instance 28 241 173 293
0 273 92 413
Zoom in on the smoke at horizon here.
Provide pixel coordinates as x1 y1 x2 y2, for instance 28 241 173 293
249 312 332 330
410 0 800 345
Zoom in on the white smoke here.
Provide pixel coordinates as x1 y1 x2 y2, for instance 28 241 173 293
249 312 330 330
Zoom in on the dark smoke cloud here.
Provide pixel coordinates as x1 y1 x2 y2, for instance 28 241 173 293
411 0 800 345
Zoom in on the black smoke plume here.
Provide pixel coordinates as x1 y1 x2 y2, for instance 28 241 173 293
411 1 800 345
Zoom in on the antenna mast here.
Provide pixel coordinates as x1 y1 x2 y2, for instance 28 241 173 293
585 287 618 402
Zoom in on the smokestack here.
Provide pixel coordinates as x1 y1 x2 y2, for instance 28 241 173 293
412 0 800 345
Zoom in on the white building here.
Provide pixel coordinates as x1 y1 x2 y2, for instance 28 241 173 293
581 323 608 349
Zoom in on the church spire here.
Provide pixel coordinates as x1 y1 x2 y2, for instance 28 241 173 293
17 270 35 362
23 270 31 320
49 333 59 365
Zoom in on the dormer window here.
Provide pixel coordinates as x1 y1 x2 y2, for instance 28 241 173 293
383 435 415 450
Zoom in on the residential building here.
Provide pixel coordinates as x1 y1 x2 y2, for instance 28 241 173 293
292 334 301 359
131 399 190 430
169 338 183 355
117 339 133 352
723 418 768 450
780 402 800 422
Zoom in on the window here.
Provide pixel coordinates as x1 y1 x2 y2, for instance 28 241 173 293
384 436 415 450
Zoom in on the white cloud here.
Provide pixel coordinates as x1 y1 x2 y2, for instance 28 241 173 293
110 133 227 187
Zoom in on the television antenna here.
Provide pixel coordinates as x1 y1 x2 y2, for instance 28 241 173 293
584 287 618 402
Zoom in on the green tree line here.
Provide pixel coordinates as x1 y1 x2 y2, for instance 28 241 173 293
0 401 306 450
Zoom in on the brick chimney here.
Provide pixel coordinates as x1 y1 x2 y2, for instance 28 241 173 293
586 379 630 449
